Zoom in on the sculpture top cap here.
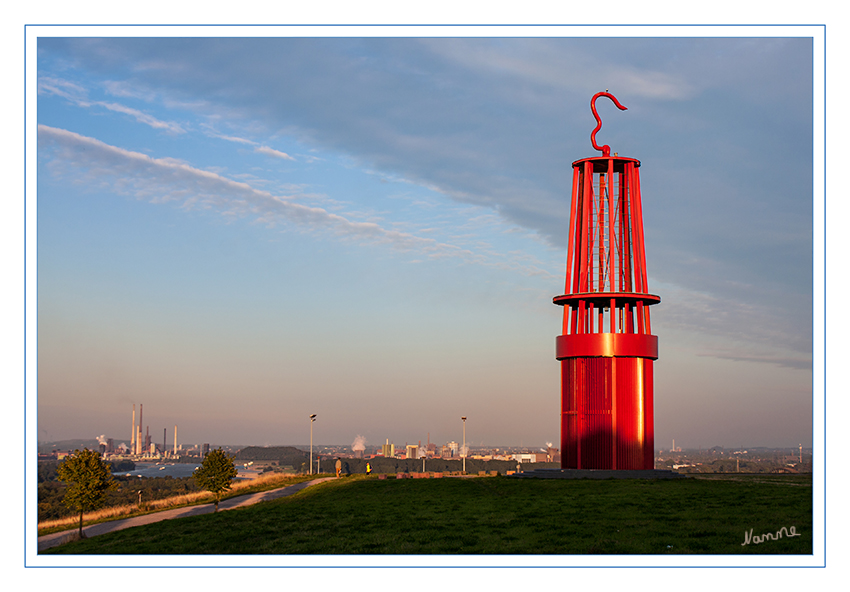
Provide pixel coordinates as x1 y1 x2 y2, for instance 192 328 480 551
590 91 627 157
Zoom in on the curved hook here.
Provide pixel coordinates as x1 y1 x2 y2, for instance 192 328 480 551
590 91 627 157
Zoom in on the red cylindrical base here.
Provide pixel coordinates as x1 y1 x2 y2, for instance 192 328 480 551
560 356 655 470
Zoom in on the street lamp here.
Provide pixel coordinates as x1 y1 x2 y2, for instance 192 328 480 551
309 414 317 475
461 416 467 474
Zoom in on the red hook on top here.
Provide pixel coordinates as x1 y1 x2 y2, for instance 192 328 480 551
590 91 627 157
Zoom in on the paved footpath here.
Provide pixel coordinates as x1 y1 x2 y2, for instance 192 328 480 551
38 477 335 552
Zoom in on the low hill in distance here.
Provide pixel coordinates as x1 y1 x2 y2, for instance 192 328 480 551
38 439 104 454
233 446 309 464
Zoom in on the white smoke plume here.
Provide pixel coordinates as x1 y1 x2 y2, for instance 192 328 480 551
352 435 366 452
96 435 108 445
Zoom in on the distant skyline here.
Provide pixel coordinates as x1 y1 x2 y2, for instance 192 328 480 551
31 28 819 451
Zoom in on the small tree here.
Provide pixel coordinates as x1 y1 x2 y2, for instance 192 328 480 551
193 448 238 512
56 448 117 538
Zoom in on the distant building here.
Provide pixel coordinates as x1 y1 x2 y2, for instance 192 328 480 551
202 443 210 457
406 444 419 460
381 440 395 458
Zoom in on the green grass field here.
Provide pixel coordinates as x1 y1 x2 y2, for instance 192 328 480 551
44 473 812 555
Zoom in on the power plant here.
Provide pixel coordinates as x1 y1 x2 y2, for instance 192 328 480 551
554 92 660 470
123 403 180 459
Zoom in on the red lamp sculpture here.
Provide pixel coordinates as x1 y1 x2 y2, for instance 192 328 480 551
554 92 660 470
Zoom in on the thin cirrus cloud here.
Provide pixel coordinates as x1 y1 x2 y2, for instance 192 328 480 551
696 350 812 371
38 75 185 134
200 128 298 162
95 101 185 134
419 38 696 101
37 124 482 262
254 146 296 161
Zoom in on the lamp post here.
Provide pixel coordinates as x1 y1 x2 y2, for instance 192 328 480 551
309 414 316 475
461 416 467 474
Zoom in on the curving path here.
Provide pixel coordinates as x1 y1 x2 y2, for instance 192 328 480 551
38 477 335 552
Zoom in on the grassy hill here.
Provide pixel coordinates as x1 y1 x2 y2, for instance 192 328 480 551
44 473 812 555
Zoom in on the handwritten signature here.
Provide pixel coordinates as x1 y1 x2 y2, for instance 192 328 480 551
742 525 801 546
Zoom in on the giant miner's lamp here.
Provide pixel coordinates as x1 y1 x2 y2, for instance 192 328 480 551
554 92 660 470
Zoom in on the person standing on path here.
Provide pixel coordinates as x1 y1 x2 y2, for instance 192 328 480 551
335 458 342 478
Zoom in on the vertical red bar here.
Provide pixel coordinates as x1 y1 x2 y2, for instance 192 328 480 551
636 302 645 334
578 301 586 334
632 167 651 331
607 158 615 294
596 172 603 293
561 361 568 468
623 164 633 293
611 357 617 470
616 171 623 292
571 168 585 295
563 165 581 335
628 163 644 293
634 168 647 293
643 360 655 469
565 165 580 294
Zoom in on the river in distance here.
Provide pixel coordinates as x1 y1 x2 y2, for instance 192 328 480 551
113 462 201 479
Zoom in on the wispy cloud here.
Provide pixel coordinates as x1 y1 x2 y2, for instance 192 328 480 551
37 125 472 259
38 76 185 134
97 101 186 134
37 76 87 101
652 279 811 362
200 125 258 145
420 39 696 101
255 146 295 161
38 125 566 282
696 350 812 371
102 79 157 102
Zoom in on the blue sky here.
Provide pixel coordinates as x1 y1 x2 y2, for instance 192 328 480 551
33 32 817 450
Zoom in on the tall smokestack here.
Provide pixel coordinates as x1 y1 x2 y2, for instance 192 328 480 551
137 404 143 455
163 428 166 453
174 425 178 455
131 404 136 454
